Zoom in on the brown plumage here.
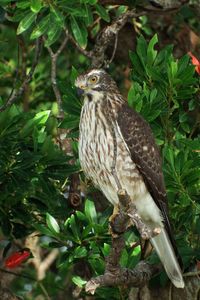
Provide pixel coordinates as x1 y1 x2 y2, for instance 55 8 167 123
75 68 184 288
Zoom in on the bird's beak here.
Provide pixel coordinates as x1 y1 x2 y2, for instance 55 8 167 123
76 87 85 97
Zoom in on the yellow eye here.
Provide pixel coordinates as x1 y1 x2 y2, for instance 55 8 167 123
89 76 98 84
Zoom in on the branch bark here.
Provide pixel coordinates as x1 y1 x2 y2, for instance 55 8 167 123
0 38 43 113
90 9 145 68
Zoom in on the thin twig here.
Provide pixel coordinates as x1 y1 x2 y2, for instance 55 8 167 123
0 38 43 112
107 32 118 67
45 32 68 118
184 270 200 277
38 282 51 300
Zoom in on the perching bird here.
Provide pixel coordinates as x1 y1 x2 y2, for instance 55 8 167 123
75 69 184 288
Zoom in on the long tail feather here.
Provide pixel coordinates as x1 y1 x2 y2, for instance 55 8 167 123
151 228 184 288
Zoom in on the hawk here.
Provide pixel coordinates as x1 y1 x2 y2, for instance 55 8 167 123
75 69 184 288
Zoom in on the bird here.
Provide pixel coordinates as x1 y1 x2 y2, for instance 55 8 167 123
75 68 184 288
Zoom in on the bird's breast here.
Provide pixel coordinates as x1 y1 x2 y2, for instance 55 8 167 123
79 102 114 181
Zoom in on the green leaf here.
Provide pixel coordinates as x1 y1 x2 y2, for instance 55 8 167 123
72 276 87 287
59 115 79 129
50 6 64 27
74 246 87 258
95 4 110 22
20 110 50 137
84 199 97 223
70 66 79 84
129 52 145 76
70 17 88 49
147 34 158 66
101 243 111 257
45 18 62 46
136 35 147 68
85 4 93 26
149 88 157 104
69 214 80 241
31 14 50 39
46 212 60 234
17 11 36 35
0 0 13 4
16 1 30 9
30 0 42 13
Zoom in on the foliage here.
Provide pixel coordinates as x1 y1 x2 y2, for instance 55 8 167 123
0 0 200 299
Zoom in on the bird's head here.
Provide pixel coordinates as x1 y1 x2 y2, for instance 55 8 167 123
75 69 118 98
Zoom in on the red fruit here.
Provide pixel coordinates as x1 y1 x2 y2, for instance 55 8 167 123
4 249 31 269
188 52 200 75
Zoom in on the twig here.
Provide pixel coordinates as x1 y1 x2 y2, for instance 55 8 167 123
45 32 68 118
38 282 51 300
0 38 43 112
106 32 118 67
184 270 200 277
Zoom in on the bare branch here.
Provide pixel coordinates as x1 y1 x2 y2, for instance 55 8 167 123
45 33 68 118
0 38 43 113
86 252 161 294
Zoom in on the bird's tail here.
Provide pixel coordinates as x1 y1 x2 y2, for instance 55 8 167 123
150 228 184 288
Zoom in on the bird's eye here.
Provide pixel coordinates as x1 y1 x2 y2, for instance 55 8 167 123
89 76 98 84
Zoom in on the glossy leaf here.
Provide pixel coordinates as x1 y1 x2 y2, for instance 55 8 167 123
31 14 50 39
84 199 97 224
17 11 36 35
30 0 42 13
46 213 60 234
70 17 88 49
95 4 110 22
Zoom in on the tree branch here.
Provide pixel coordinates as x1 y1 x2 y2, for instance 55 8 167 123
45 32 69 118
86 244 161 295
0 38 43 113
91 9 145 68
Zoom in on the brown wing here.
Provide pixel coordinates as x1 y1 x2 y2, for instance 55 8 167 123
117 103 184 266
117 103 166 206
117 103 173 234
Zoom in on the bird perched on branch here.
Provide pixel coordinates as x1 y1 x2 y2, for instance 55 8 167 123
75 69 184 288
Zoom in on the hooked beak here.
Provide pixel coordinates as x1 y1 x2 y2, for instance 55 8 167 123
76 87 85 97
